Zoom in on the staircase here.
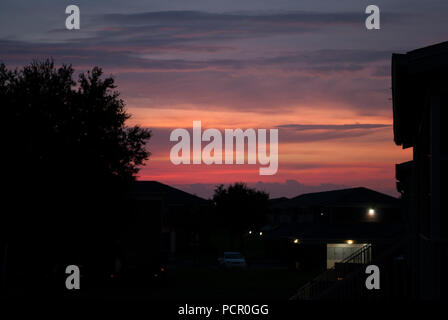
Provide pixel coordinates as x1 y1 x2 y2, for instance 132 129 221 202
290 244 372 300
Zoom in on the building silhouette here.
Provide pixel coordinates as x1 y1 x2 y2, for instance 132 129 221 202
290 41 447 300
267 187 402 271
393 41 447 299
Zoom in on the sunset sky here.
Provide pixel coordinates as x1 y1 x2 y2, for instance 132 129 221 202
1 0 447 198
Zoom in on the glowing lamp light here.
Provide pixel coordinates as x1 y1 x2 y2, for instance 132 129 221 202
368 208 375 216
259 232 263 236
346 240 354 245
293 238 300 244
249 230 252 235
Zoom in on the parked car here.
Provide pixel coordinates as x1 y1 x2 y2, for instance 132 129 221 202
218 252 247 269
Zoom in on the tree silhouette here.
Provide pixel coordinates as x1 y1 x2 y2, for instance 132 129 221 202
1 60 151 290
213 183 269 235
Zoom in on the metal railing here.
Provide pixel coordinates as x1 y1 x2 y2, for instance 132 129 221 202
290 244 372 300
341 243 372 264
318 240 407 300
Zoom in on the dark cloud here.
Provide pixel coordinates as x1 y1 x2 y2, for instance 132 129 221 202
0 37 394 115
0 9 398 116
104 10 363 24
100 10 364 41
19 10 375 51
0 39 390 71
115 70 389 113
138 124 391 162
97 10 406 43
278 123 391 130
277 123 392 143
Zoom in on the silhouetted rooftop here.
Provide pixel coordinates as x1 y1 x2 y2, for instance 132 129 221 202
271 187 399 209
131 180 208 206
